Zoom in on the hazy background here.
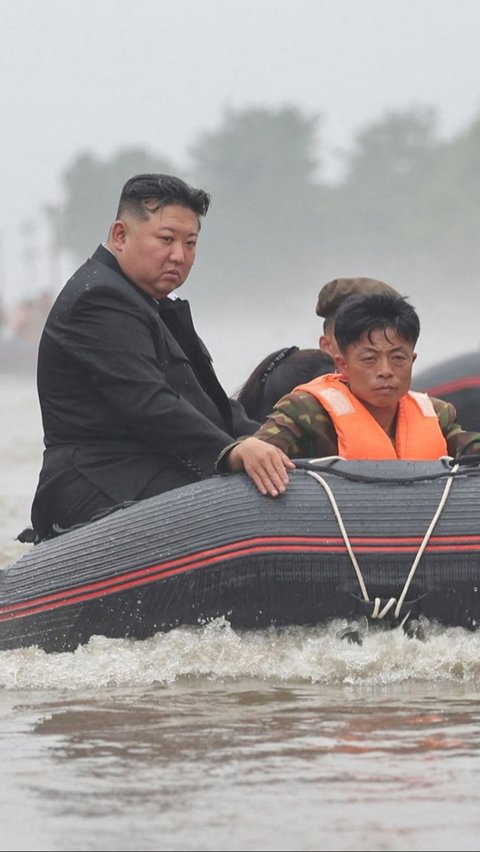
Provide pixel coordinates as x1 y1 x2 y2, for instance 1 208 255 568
2 0 480 391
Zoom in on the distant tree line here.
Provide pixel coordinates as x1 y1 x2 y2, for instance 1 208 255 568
48 103 480 324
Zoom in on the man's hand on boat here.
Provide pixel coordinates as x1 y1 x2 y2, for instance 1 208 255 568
225 437 295 497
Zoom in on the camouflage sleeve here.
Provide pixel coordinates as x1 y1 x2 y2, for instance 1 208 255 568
431 396 480 457
215 392 480 472
251 391 339 458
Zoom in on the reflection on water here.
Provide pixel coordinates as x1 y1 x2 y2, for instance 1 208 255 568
2 678 480 852
2 375 480 851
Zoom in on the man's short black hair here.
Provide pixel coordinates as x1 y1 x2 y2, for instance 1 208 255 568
117 173 210 220
334 292 421 352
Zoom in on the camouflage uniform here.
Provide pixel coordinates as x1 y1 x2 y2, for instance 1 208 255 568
217 388 480 467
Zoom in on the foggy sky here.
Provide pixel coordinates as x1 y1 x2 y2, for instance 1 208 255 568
2 0 480 386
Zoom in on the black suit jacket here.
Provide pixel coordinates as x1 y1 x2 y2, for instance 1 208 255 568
32 245 258 527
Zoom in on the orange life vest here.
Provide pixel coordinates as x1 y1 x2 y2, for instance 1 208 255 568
293 373 448 460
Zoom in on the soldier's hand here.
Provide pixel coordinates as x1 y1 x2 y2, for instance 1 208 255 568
226 437 295 497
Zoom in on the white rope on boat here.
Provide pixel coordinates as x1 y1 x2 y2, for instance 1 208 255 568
305 467 369 603
392 462 459 619
305 460 460 623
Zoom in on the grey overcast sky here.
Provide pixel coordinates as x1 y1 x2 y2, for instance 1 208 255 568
2 0 480 309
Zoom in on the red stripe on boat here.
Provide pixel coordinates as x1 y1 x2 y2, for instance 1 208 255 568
1 533 480 622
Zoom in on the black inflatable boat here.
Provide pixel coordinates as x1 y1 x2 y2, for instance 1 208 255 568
1 457 480 653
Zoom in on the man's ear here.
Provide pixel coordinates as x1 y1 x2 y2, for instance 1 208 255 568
335 352 347 373
319 334 332 354
110 219 127 250
412 352 417 364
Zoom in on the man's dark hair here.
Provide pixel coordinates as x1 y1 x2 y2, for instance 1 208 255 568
116 173 211 221
334 292 421 352
235 347 334 421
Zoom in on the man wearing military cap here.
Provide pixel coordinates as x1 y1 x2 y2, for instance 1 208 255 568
317 277 401 357
219 290 480 497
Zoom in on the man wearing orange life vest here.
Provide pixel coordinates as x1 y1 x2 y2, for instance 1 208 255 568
218 291 480 496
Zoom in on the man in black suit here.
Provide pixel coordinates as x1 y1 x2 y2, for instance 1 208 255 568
29 173 259 541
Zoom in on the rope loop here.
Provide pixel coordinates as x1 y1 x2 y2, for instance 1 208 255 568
305 462 460 626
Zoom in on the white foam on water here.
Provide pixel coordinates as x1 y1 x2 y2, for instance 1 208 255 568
1 617 480 691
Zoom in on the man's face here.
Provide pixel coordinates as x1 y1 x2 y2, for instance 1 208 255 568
335 327 417 413
112 204 199 299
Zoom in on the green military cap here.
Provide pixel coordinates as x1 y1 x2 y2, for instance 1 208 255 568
316 277 401 318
